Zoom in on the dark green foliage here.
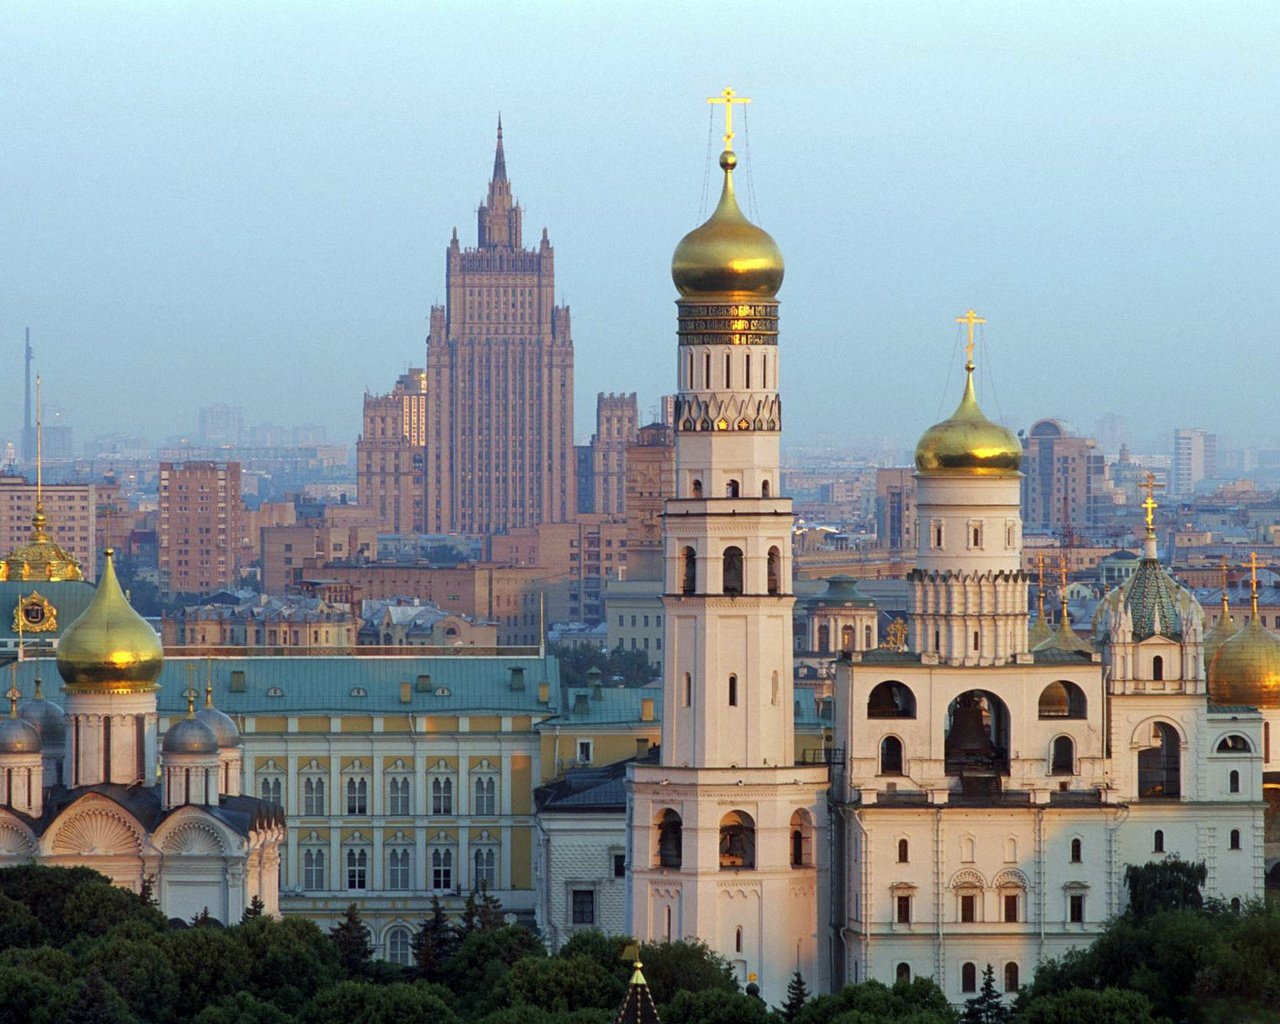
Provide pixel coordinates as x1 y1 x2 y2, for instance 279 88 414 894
443 925 546 1014
794 978 958 1024
164 925 256 1016
60 970 140 1024
961 965 1009 1024
663 988 772 1024
83 931 179 1023
0 865 164 946
329 903 374 979
497 954 625 1013
236 915 340 1014
782 970 810 1023
242 895 266 921
190 992 296 1024
412 896 459 983
0 963 70 1024
0 893 41 950
1017 988 1163 1024
1123 857 1207 920
633 939 737 1007
555 930 632 986
548 643 655 687
303 980 458 1024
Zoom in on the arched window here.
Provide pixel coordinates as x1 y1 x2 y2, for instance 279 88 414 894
1139 722 1182 799
1230 829 1241 850
841 625 855 653
1229 769 1240 793
973 630 980 652
692 479 703 498
722 546 744 595
656 809 682 868
682 672 692 708
761 479 770 497
867 681 917 719
260 776 281 806
719 810 756 870
473 775 497 815
387 847 412 890
726 479 740 498
346 847 368 890
346 777 368 815
1217 734 1252 752
1004 962 1019 993
817 624 830 652
895 963 911 984
790 809 814 868
1153 829 1164 853
681 547 697 595
386 926 412 966
734 926 743 953
303 776 325 815
1231 897 1242 912
728 674 738 707
473 845 497 888
431 775 454 815
1051 736 1075 775
430 846 453 889
1038 681 1087 719
1070 838 1082 863
767 547 781 596
303 848 325 890
880 736 904 776
1152 655 1164 681
897 838 909 863
961 962 977 993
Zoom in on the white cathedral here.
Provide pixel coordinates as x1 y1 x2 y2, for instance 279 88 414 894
625 97 1266 1004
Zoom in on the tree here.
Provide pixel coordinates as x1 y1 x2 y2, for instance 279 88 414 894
137 876 157 908
961 965 1010 1024
238 915 340 1015
1018 988 1162 1024
662 989 771 1024
190 992 296 1024
242 896 266 922
412 897 458 983
556 930 632 986
60 970 140 1024
1124 857 1207 920
782 970 810 1023
794 979 958 1024
496 954 625 1013
634 940 736 1007
164 924 255 1017
304 980 457 1024
83 932 179 1023
443 925 546 1013
329 904 374 980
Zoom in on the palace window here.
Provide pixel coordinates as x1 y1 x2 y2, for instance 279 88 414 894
387 847 412 890
431 847 453 890
303 848 325 890
346 847 368 890
474 773 497 815
303 776 325 816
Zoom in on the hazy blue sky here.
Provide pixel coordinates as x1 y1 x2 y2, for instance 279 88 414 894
3 1 1278 455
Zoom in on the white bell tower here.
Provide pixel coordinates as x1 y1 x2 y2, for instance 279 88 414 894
627 89 829 1002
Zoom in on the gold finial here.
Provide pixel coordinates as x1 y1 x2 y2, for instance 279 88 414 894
708 86 751 150
1220 555 1231 617
1036 553 1046 619
1248 551 1260 620
1058 554 1069 618
954 309 986 371
32 675 42 700
205 659 215 709
1140 471 1162 535
182 686 198 717
5 684 19 718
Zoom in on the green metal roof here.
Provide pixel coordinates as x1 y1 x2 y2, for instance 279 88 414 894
0 580 98 642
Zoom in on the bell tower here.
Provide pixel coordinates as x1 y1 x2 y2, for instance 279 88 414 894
627 90 828 1002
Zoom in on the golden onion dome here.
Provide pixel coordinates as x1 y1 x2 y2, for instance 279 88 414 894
1208 616 1280 709
56 548 163 694
671 150 784 299
915 366 1022 475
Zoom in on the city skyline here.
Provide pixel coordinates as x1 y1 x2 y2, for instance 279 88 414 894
4 3 1279 453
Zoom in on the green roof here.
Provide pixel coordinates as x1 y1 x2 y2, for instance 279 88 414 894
0 580 99 642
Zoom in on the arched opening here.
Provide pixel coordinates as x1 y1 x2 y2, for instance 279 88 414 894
767 547 781 596
1051 736 1075 775
880 736 904 776
1231 897 1242 912
961 963 977 994
682 672 692 708
1230 828 1241 850
722 546 744 595
761 479 770 498
790 809 814 867
1152 655 1164 681
841 625 855 654
945 690 1011 776
734 926 743 953
1229 769 1240 793
895 963 911 984
1138 722 1182 799
726 479 740 498
817 624 830 652
719 810 755 869
867 681 917 719
656 809 682 868
1217 734 1252 752
1038 681 1088 719
728 674 738 707
1004 962 1019 993
897 838 909 863
692 479 703 498
864 625 873 648
1153 829 1164 853
681 547 697 595
1070 838 1082 863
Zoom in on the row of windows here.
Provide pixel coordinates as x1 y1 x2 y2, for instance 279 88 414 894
655 808 814 870
680 545 781 596
300 845 497 892
260 773 498 816
876 733 1078 777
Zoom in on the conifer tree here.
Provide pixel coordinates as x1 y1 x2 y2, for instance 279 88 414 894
781 970 810 1023
962 964 1011 1024
242 894 266 921
411 895 457 981
330 902 374 978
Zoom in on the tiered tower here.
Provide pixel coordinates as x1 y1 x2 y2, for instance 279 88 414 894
627 90 828 1001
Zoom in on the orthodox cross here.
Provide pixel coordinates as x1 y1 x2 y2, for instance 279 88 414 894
1220 555 1231 617
5 684 19 716
1058 554 1070 616
708 87 750 149
1247 551 1260 619
1035 552 1046 617
182 686 199 716
1140 472 1162 532
955 309 986 369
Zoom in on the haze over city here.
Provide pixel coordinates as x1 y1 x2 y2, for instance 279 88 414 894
4 1 1279 453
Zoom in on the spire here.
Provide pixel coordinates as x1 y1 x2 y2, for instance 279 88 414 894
613 948 662 1024
1139 471 1162 561
492 114 507 183
1248 550 1260 622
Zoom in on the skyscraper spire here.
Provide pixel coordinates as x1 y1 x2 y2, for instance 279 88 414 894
493 114 507 183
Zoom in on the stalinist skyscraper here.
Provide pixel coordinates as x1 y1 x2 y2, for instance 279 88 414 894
425 120 575 535
627 91 828 1000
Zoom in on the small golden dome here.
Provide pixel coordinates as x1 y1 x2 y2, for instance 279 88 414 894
671 150 784 299
1 508 84 582
56 549 163 693
1208 616 1280 709
915 368 1022 475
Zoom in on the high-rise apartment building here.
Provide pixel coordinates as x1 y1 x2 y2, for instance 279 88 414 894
158 461 243 597
591 393 638 517
0 476 96 581
198 404 243 446
424 121 575 535
357 369 427 533
623 422 675 578
874 467 915 551
1172 427 1217 496
1020 419 1115 536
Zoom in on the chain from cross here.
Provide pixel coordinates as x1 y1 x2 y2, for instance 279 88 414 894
707 87 750 150
1140 471 1163 531
955 309 986 369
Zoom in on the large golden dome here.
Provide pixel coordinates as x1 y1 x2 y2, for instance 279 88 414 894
671 151 784 299
1208 616 1280 709
915 368 1022 475
56 549 163 694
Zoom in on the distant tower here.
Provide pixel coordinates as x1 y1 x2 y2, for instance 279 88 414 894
627 90 828 1002
424 119 575 534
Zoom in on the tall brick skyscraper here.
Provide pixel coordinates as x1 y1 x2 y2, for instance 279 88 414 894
425 120 575 535
357 369 427 534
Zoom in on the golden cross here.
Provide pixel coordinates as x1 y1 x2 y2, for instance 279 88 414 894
1140 471 1162 532
5 684 19 714
955 309 986 369
708 87 751 149
1247 551 1260 619
182 686 199 715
